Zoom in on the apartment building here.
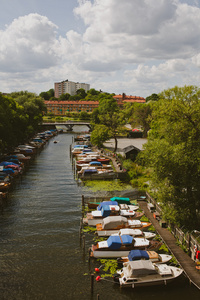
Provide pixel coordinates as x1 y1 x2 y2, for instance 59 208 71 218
45 100 99 115
54 80 90 98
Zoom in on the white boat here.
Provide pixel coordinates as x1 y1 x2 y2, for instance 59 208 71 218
114 260 183 288
89 235 162 258
96 216 152 236
111 228 156 240
119 249 172 264
83 203 143 226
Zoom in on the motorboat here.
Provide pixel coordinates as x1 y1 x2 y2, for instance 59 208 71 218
96 216 152 237
83 203 143 226
118 249 172 264
89 235 162 258
114 260 183 287
111 228 156 240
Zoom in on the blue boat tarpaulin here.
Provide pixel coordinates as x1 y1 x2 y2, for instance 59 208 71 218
97 201 118 210
128 250 149 261
107 235 133 250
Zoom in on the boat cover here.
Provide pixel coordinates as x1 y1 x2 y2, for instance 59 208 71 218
97 201 118 210
100 205 119 217
127 260 156 276
107 235 133 250
102 216 127 229
110 197 131 205
89 161 102 166
128 250 149 261
2 168 15 175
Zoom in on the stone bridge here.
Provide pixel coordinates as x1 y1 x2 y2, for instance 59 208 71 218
39 121 92 131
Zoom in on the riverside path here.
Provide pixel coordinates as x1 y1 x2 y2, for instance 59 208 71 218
138 200 200 291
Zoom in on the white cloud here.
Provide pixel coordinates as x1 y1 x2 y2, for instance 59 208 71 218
0 13 59 72
1 0 200 96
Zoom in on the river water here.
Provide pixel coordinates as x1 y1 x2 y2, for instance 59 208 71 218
0 132 199 300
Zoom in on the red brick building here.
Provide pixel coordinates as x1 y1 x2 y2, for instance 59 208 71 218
44 94 146 116
44 100 99 115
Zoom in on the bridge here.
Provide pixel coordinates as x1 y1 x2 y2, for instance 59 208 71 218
39 121 92 131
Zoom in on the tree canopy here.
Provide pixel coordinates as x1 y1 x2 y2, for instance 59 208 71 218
140 85 200 229
0 91 46 152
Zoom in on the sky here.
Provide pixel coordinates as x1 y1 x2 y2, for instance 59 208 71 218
1 0 200 98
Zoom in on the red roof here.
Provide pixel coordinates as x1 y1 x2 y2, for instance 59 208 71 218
113 94 146 103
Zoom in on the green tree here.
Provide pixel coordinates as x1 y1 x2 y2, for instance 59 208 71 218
129 102 153 137
90 124 110 148
95 97 125 152
141 85 200 229
11 91 46 136
145 93 159 102
59 93 70 100
0 93 28 151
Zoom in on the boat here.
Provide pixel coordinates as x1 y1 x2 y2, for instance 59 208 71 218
96 216 152 236
87 197 132 209
114 260 183 287
111 228 156 240
118 249 172 264
83 203 143 226
89 235 162 258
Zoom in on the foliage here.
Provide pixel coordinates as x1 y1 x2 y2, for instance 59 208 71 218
141 85 200 230
90 125 110 148
128 102 154 137
83 179 133 192
145 93 160 102
92 97 125 151
99 259 118 277
0 91 47 152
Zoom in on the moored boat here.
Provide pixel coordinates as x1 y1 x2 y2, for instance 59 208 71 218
89 235 162 258
96 216 152 236
114 260 183 288
118 249 172 264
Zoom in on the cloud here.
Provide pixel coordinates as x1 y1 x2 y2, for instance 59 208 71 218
0 13 59 72
1 0 200 96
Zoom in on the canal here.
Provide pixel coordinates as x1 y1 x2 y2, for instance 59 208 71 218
0 132 199 299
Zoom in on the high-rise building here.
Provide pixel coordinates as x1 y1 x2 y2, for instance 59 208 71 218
54 80 90 98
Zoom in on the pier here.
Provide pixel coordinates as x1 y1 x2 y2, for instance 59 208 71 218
138 200 200 290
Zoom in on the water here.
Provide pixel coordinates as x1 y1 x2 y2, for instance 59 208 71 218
0 133 199 299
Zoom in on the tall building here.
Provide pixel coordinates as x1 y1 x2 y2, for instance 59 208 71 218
54 80 90 98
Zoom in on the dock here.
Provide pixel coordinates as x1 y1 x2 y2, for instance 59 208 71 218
139 200 200 290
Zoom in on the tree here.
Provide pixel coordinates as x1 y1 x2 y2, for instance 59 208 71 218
140 85 200 229
129 102 153 137
10 91 46 136
95 97 125 152
76 88 87 99
145 93 159 102
0 93 28 151
90 124 110 148
59 93 70 100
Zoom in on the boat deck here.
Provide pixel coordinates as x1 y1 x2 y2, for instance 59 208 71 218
138 201 200 290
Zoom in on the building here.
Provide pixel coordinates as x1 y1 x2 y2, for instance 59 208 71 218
113 93 146 107
44 100 99 115
54 80 90 98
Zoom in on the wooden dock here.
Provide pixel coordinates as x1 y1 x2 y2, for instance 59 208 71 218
138 200 200 290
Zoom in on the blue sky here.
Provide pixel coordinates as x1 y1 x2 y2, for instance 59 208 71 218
1 0 200 97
